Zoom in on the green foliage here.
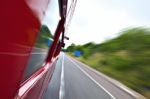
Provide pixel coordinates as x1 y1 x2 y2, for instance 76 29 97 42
66 43 76 52
40 25 53 38
67 27 150 98
66 42 96 58
96 27 150 53
35 25 53 49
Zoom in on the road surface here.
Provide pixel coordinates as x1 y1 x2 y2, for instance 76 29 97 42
44 53 137 99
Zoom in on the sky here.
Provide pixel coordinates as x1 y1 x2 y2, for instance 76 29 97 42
43 0 150 47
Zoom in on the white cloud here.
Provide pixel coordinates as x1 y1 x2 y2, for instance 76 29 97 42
43 0 150 47
65 0 146 47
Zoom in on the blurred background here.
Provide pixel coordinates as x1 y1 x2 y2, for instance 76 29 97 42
43 0 150 98
62 0 150 98
66 28 150 98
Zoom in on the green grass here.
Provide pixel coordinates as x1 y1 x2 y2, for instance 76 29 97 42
75 52 150 98
67 27 150 98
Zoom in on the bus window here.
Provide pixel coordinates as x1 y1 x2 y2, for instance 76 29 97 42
42 0 60 35
22 25 53 81
22 0 60 81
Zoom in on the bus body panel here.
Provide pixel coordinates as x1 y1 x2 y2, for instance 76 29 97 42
0 0 76 98
0 0 50 98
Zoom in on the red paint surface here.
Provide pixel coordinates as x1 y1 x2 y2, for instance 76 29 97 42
17 61 57 99
0 0 76 98
0 0 50 98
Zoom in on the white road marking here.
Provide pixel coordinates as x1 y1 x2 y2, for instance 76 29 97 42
66 55 116 99
59 53 65 99
72 58 138 98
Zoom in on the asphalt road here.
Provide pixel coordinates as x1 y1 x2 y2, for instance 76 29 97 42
44 53 137 99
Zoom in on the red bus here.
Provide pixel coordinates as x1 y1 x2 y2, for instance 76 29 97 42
0 0 76 98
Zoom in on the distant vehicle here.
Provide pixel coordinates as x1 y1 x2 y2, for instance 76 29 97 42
0 0 76 99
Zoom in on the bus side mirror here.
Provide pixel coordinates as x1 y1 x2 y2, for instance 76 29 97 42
64 36 69 40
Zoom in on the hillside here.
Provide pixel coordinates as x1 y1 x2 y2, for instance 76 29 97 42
35 25 53 49
66 27 150 98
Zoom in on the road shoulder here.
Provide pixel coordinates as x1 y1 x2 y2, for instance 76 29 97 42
67 55 147 99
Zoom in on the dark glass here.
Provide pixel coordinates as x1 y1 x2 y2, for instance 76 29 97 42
22 25 53 81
